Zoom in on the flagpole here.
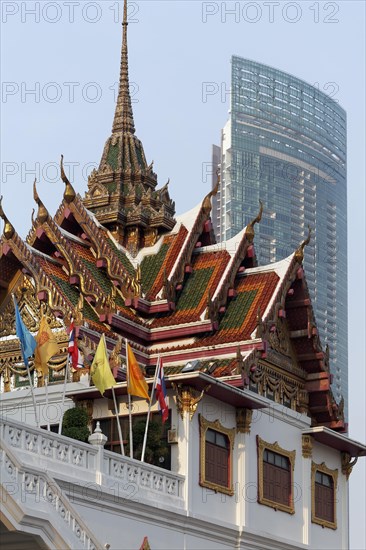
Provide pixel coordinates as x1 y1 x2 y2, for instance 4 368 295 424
58 353 70 435
111 386 125 455
126 338 133 459
12 294 39 428
25 359 39 428
44 374 50 430
141 356 159 463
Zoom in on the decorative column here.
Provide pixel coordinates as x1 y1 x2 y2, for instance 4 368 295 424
88 421 107 485
236 408 253 536
302 434 313 546
172 384 210 513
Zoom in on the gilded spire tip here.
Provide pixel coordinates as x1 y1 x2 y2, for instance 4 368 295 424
112 0 135 134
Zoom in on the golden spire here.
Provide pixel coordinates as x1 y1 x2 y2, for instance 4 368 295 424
295 225 312 264
0 196 15 240
112 0 135 135
33 179 49 224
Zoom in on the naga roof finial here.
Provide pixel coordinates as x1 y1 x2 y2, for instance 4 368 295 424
61 155 76 204
33 178 49 224
112 0 135 135
246 200 263 243
294 225 312 264
0 196 15 240
202 168 220 213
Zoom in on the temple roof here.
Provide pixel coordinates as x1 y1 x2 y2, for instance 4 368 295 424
0 2 345 434
0 186 345 431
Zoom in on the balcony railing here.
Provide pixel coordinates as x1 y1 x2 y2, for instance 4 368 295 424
0 416 185 508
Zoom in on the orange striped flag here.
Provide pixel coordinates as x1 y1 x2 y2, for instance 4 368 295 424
126 342 149 400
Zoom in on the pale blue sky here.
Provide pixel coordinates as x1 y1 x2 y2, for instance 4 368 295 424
1 1 365 546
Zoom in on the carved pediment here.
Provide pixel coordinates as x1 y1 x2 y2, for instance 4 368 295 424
0 276 63 338
91 184 108 199
269 318 293 358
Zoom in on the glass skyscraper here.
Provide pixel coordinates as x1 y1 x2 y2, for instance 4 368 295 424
213 56 347 418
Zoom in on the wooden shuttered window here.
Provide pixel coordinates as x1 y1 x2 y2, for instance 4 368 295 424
263 449 291 507
205 428 229 487
315 471 334 523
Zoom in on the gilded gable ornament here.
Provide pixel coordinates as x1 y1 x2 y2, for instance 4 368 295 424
236 408 253 434
269 317 292 357
172 383 211 420
341 452 358 480
302 434 313 458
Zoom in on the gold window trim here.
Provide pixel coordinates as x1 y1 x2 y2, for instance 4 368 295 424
199 414 236 496
311 461 338 530
257 435 296 514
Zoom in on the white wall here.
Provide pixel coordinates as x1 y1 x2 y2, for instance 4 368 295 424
0 385 349 549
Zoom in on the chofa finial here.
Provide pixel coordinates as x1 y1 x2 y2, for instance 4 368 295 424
0 196 15 240
202 168 221 213
295 225 312 264
61 155 76 204
33 178 49 224
245 200 263 243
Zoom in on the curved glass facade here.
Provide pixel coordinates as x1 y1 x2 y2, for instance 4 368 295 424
213 56 347 418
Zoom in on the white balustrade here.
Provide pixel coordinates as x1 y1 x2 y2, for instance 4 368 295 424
104 449 184 500
1 442 101 549
0 416 185 505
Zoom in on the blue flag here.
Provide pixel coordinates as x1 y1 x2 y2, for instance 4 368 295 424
13 297 36 367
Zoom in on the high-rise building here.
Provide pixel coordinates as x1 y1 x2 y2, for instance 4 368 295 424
213 56 347 419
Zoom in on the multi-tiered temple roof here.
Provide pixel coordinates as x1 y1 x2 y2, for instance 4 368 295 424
0 0 344 431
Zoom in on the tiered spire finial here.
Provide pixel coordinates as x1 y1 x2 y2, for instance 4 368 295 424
83 0 176 250
112 0 135 134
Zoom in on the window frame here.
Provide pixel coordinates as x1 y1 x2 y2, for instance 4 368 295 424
199 415 235 496
257 435 296 514
311 461 338 530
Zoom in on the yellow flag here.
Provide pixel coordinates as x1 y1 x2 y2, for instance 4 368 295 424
127 342 149 400
34 314 59 376
91 334 116 396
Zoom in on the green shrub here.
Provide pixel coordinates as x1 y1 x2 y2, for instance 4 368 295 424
61 407 90 443
127 419 169 467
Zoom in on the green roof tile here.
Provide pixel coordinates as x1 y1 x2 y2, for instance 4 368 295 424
107 141 119 171
176 267 214 312
219 289 258 330
140 243 170 295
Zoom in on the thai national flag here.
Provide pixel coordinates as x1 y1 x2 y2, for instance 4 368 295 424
68 322 84 369
155 357 168 423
